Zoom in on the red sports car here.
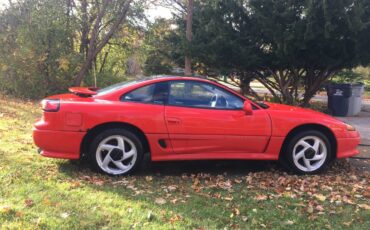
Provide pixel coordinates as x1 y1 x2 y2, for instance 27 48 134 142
33 76 360 175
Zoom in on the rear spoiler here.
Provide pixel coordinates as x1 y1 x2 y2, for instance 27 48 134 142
68 87 99 97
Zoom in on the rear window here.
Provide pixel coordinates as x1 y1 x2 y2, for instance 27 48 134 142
121 82 169 105
121 84 155 103
96 80 144 96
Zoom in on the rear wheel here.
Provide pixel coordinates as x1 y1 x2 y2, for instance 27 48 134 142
281 130 332 174
88 129 144 176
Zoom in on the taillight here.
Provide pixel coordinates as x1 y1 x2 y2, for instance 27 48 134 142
41 99 60 112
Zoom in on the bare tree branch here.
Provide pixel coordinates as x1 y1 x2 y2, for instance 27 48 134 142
74 0 133 86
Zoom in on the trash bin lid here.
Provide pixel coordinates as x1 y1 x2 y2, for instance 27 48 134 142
327 83 352 97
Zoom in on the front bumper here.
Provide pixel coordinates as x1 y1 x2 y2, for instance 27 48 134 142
33 128 86 159
336 135 361 158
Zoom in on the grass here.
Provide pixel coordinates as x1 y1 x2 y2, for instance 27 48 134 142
0 95 369 229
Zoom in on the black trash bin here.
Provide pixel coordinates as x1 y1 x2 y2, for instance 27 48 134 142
326 84 352 116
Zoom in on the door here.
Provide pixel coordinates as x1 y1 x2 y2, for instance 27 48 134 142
165 80 271 155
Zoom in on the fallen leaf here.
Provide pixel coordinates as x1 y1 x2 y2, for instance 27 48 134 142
167 185 177 192
24 199 34 207
234 179 243 184
285 220 294 225
213 193 221 199
42 197 51 206
223 196 233 201
316 205 324 212
254 194 268 201
232 208 240 216
169 214 182 223
0 205 12 214
60 212 69 219
93 179 104 186
358 204 370 210
145 176 153 182
15 211 23 217
314 194 326 202
343 221 353 227
363 189 370 198
155 198 166 205
70 181 81 188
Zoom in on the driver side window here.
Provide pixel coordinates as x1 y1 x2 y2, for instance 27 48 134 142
168 81 243 109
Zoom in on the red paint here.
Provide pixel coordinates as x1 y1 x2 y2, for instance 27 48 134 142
33 76 360 162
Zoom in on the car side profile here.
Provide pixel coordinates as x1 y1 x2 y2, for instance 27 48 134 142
33 76 360 175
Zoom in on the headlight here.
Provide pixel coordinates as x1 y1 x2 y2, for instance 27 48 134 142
345 124 356 131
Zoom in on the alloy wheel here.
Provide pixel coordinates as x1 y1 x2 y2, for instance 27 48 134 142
292 135 327 172
96 135 138 175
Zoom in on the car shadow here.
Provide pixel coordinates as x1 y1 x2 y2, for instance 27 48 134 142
58 156 281 177
139 159 279 176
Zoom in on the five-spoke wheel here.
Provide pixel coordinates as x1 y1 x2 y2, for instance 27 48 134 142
88 128 332 176
281 130 332 174
89 129 143 176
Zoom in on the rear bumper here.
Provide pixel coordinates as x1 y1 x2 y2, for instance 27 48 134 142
336 136 361 158
33 128 86 159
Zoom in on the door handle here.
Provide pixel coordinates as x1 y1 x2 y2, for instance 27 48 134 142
166 117 181 125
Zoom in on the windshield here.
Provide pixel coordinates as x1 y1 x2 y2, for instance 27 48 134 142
214 81 269 109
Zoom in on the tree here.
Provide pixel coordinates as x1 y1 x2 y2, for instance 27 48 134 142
170 0 370 105
143 19 175 75
184 0 193 76
0 0 79 98
0 0 149 98
74 0 133 86
158 0 195 75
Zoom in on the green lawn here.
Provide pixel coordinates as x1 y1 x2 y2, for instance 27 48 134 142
0 96 369 229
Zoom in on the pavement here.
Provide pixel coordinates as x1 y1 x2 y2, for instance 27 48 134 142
335 110 370 145
335 103 370 160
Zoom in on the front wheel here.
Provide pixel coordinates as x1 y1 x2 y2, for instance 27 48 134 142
88 129 144 176
281 130 332 174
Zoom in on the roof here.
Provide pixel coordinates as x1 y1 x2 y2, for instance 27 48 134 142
140 75 207 80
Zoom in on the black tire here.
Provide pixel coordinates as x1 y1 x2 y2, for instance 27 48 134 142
280 130 332 174
88 128 144 176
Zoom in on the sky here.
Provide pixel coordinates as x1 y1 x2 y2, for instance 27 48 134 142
146 5 173 20
0 0 173 20
0 0 7 9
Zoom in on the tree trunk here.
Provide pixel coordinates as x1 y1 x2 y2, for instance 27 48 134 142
184 0 193 76
301 70 335 107
66 0 74 50
79 0 89 56
74 0 132 86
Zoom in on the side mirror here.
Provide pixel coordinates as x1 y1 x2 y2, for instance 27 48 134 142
243 101 253 115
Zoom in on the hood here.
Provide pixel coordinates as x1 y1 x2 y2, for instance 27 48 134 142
264 102 337 120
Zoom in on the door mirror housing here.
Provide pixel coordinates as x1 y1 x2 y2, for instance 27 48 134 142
243 101 253 115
